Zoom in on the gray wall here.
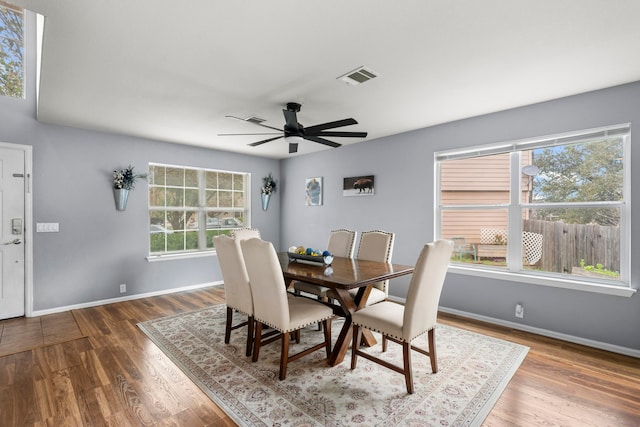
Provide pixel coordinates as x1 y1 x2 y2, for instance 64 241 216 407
280 82 640 352
0 14 280 311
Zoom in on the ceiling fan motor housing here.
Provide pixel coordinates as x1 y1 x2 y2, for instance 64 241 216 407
286 102 301 112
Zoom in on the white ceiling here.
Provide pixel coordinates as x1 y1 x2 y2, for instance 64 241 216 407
13 0 640 159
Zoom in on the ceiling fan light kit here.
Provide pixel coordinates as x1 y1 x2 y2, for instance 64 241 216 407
221 102 368 154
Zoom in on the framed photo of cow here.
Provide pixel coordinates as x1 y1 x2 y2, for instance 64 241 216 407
343 175 375 196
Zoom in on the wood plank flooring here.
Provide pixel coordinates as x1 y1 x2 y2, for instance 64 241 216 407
0 286 638 426
0 310 84 357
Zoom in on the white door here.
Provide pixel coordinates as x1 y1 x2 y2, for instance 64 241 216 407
0 147 25 319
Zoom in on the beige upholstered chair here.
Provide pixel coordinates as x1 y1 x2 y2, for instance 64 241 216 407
240 238 334 380
213 235 255 357
350 240 454 394
232 227 261 241
293 229 357 300
327 229 395 306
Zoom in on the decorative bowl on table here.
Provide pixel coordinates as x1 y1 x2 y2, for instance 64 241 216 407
287 247 333 266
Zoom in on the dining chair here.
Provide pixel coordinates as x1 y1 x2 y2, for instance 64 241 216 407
232 227 261 241
327 229 395 306
350 239 454 394
293 229 357 301
213 234 255 357
240 237 334 380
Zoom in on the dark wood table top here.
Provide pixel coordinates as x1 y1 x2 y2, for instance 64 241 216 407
277 252 414 291
278 252 415 366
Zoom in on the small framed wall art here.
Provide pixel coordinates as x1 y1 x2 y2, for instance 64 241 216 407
343 175 374 196
305 177 323 206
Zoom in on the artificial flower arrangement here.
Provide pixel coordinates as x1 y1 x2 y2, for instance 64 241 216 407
261 173 277 195
113 165 147 190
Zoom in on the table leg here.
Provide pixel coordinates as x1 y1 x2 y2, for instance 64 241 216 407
328 286 378 365
327 288 357 366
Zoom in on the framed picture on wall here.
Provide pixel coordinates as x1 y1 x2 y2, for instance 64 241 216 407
343 175 374 196
305 177 323 206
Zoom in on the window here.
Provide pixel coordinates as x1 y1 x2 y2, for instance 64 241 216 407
436 124 630 291
0 1 24 99
148 163 250 256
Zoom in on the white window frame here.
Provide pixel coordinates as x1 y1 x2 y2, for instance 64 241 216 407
435 124 634 297
147 163 251 261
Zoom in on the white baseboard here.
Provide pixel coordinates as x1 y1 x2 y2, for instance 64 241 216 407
386 295 640 358
30 281 224 317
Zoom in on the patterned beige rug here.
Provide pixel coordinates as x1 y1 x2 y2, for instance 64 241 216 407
138 304 528 426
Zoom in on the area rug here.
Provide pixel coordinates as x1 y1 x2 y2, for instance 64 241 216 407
138 305 528 426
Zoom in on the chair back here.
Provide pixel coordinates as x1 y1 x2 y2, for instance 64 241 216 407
213 235 253 316
327 229 357 258
232 227 261 241
356 230 395 294
403 240 454 341
240 238 290 329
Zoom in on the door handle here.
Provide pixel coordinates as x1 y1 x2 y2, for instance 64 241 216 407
3 238 21 245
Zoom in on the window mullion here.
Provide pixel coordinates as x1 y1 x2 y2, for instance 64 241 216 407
197 170 206 251
508 151 522 272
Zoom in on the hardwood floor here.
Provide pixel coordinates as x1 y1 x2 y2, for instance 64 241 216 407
0 311 84 357
0 286 638 426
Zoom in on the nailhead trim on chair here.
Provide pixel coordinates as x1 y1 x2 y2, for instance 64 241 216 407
351 322 435 343
226 305 251 317
254 313 335 334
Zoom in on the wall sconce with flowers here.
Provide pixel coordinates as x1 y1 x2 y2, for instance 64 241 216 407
113 165 147 211
261 173 277 211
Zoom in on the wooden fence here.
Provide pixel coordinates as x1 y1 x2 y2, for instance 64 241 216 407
523 219 620 274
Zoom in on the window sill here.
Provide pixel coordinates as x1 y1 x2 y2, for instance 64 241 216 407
146 251 216 262
449 265 636 298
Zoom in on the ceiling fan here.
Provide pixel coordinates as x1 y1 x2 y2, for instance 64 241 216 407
219 102 367 153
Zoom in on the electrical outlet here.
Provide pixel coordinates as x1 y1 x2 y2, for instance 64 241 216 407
120 284 126 293
515 303 524 318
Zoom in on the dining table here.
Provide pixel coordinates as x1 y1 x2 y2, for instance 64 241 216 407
277 252 414 366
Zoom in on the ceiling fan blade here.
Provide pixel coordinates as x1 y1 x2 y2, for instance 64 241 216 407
304 118 357 133
225 115 283 132
248 136 284 147
303 135 342 148
218 132 281 136
289 142 298 154
282 109 300 131
310 131 368 138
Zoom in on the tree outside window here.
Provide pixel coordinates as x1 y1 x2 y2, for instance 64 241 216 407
0 1 24 99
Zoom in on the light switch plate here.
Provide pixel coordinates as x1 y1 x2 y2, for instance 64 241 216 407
36 223 59 232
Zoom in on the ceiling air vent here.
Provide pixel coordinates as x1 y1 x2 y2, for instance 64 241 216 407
337 66 379 86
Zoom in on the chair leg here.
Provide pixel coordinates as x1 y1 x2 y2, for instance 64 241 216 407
316 295 328 330
279 330 290 380
323 319 332 358
351 324 363 370
382 335 388 352
428 328 438 373
403 341 414 394
225 307 233 344
245 316 254 357
252 322 263 363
